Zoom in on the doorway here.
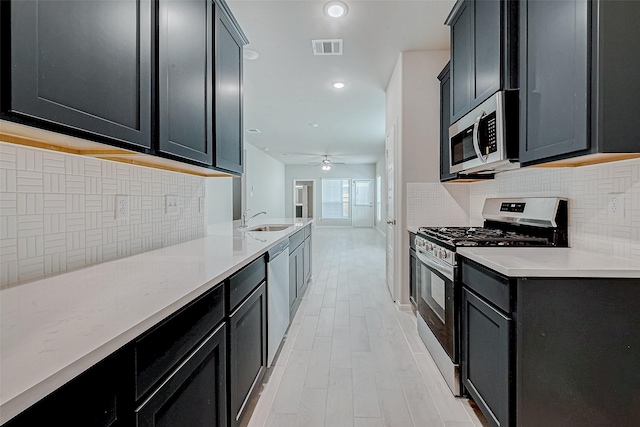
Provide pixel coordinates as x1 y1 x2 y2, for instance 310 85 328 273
352 179 374 227
293 179 314 220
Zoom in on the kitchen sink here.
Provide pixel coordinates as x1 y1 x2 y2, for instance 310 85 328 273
247 224 293 232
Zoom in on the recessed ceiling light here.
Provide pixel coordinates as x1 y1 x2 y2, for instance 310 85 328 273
332 82 345 89
243 49 260 60
280 153 288 156
263 147 269 151
324 1 348 18
308 123 319 128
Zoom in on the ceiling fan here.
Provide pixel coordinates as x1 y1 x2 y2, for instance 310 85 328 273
307 155 345 171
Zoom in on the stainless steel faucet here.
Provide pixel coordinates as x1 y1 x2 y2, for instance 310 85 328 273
239 210 266 228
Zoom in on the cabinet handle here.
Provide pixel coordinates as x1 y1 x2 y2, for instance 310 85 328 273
472 110 488 163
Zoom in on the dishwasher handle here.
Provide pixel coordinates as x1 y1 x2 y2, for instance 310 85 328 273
267 240 290 261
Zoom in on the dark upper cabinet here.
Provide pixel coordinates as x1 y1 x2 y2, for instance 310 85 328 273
3 0 152 149
438 63 456 182
214 4 245 174
157 0 214 165
519 0 640 166
2 0 248 174
446 0 518 124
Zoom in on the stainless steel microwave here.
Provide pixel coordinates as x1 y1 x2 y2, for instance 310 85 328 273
449 90 519 175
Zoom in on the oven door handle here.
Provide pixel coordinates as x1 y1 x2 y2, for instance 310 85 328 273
416 247 454 281
472 110 488 163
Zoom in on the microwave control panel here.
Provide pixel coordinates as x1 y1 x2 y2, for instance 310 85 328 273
480 112 498 155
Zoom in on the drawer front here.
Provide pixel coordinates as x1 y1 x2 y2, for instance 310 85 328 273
289 229 304 253
303 224 310 239
461 258 511 313
135 282 225 400
229 256 266 312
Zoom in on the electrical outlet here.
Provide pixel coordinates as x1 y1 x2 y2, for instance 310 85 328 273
199 197 205 214
608 194 625 218
166 195 179 216
115 195 129 219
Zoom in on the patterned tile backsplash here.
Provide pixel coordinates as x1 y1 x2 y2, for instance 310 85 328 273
408 158 640 260
0 142 206 287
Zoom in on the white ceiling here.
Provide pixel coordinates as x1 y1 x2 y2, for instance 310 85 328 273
227 0 454 165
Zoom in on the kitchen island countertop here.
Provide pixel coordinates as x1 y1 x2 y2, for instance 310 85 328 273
0 218 312 423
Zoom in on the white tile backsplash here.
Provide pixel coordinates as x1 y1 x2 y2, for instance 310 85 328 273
407 158 640 260
0 141 206 287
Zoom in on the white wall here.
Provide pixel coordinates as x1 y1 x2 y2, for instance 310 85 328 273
244 143 286 218
285 164 376 227
385 50 449 307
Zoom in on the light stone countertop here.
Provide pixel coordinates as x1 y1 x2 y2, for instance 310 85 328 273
457 247 640 278
0 218 312 423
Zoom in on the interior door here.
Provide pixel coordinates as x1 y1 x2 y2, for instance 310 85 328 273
385 124 396 301
352 179 374 227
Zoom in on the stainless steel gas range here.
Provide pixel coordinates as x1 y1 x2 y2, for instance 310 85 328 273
414 197 568 395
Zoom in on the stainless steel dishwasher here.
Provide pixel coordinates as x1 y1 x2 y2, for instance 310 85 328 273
266 240 290 367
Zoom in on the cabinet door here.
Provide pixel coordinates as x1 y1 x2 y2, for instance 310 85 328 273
450 0 473 123
5 347 133 427
296 245 305 295
6 0 151 149
462 288 511 427
289 251 298 311
439 63 456 181
158 0 213 165
303 237 311 284
136 324 227 427
214 5 244 174
229 282 267 427
519 0 589 164
472 0 501 105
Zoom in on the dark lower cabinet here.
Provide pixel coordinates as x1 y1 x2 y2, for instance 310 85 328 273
229 282 267 427
303 235 311 285
214 3 244 174
289 243 304 317
289 226 312 318
3 0 152 149
157 0 213 165
4 346 135 427
136 324 227 427
461 288 511 427
461 256 640 427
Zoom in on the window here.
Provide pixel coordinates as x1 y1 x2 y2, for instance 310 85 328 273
321 179 350 219
376 175 381 222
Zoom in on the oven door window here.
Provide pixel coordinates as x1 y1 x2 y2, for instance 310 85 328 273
422 267 446 322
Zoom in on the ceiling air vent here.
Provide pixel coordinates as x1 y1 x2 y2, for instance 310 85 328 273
312 39 343 56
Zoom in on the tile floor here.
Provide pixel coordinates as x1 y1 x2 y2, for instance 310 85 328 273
245 227 487 427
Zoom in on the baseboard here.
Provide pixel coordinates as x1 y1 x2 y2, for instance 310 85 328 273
395 301 413 312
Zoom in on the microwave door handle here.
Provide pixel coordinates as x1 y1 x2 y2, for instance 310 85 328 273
472 110 488 163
